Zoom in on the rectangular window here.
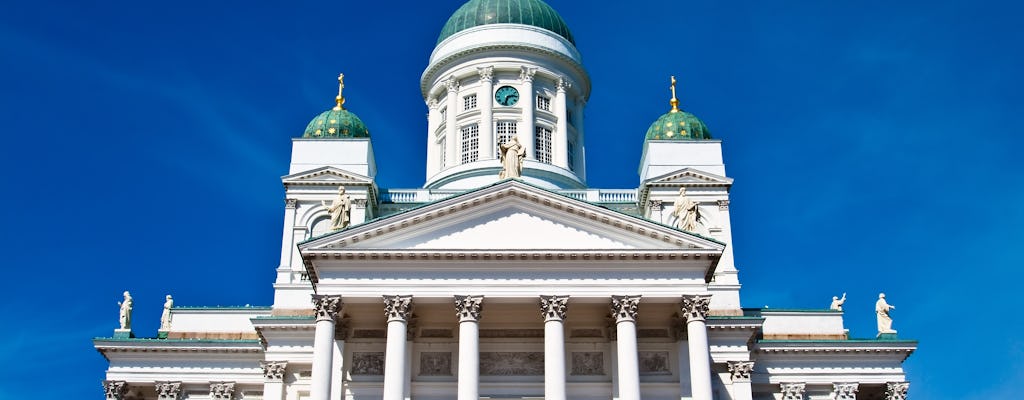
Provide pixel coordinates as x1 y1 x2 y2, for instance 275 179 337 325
534 126 552 164
568 141 576 171
440 107 447 123
495 121 516 153
537 95 550 111
464 94 477 111
439 137 446 168
461 124 479 164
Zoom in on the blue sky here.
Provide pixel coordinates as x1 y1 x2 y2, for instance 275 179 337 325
1 0 1021 398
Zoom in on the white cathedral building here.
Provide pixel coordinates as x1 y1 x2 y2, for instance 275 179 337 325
94 0 916 399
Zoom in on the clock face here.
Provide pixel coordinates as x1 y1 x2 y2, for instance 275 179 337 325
495 86 520 106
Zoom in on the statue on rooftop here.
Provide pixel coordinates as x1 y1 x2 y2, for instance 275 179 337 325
160 295 174 331
498 135 525 179
876 293 896 334
671 187 701 232
830 292 846 311
322 186 352 230
118 291 133 330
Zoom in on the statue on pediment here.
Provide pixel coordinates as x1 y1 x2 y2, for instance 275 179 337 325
118 291 133 330
323 186 352 230
671 188 701 232
830 292 846 311
876 293 896 334
499 135 525 179
160 295 174 330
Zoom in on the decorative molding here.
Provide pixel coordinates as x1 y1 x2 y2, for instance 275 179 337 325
455 295 484 322
520 66 537 83
832 383 859 400
727 361 754 382
445 76 460 92
611 295 641 323
717 199 730 210
352 352 385 375
261 361 288 380
681 295 712 322
477 66 494 82
383 295 413 322
311 294 342 322
285 198 298 209
556 76 571 91
571 352 604 375
419 352 453 376
540 295 569 321
480 352 544 375
210 382 236 399
780 382 806 400
155 381 182 399
638 351 671 375
885 382 910 400
103 380 128 400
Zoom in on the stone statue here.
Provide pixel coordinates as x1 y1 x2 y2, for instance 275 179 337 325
160 295 174 331
876 293 896 334
498 135 525 179
322 186 352 230
671 188 701 232
830 292 846 311
118 291 133 330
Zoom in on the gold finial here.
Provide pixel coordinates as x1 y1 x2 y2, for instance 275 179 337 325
334 73 346 110
669 75 679 113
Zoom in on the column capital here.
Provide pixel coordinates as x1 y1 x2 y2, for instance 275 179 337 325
311 294 343 322
285 198 298 209
261 361 288 381
681 294 712 322
477 66 494 82
455 295 484 322
155 381 183 400
885 382 910 400
610 295 641 323
780 382 806 400
556 76 571 92
832 383 859 400
103 380 128 400
210 382 236 399
427 97 439 110
384 295 413 322
445 76 460 92
520 66 537 82
727 361 755 382
540 295 569 321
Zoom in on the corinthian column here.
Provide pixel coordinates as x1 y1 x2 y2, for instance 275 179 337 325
520 67 537 159
383 295 413 400
455 295 484 400
444 76 460 168
554 76 571 169
311 295 343 400
155 381 182 400
681 295 713 400
611 295 641 400
832 383 859 400
210 382 236 399
261 361 288 400
780 383 806 400
885 382 910 400
478 67 495 159
727 361 755 400
103 380 127 400
541 295 569 400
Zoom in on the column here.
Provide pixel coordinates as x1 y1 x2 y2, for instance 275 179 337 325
672 316 691 399
103 380 127 400
279 198 298 270
444 76 460 168
832 383 859 400
611 295 642 400
455 295 484 400
519 66 536 159
405 317 417 400
210 382 236 399
780 383 806 400
554 76 571 169
155 381 182 400
541 295 569 400
383 295 413 400
607 320 620 400
574 96 587 181
311 295 343 400
478 67 495 159
426 97 440 178
261 361 288 400
727 361 754 400
681 295 713 400
885 381 910 400
330 318 350 400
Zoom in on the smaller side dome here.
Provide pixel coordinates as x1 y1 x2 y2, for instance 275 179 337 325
301 74 370 139
645 76 712 141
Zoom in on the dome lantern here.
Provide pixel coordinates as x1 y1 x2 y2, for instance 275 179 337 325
302 74 370 139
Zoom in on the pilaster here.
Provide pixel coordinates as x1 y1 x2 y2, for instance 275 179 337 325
261 361 288 400
727 361 754 400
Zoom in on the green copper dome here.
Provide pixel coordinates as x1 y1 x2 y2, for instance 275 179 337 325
438 0 576 45
645 110 712 141
302 108 369 139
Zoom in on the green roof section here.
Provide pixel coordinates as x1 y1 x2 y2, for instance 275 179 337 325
438 0 576 45
645 110 712 141
302 108 370 139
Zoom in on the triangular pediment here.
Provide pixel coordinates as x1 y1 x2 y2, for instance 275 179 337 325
282 166 372 186
300 180 725 252
644 168 733 187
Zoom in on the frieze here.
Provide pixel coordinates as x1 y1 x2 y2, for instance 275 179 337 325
352 329 386 339
571 352 604 375
480 329 544 338
570 328 603 338
480 352 544 375
420 328 453 338
638 351 671 375
419 352 452 376
638 328 668 338
351 352 385 375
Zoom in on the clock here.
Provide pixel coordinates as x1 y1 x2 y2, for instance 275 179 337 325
495 86 520 106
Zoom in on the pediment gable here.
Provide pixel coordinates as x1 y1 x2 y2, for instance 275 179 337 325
282 166 372 187
644 168 733 187
300 181 725 253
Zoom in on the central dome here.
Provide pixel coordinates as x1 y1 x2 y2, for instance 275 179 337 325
437 0 575 45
